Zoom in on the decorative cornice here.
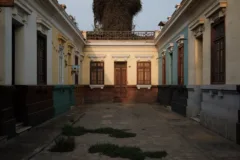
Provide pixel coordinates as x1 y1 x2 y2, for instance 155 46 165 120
167 43 174 53
88 54 106 61
12 0 32 24
190 19 205 38
176 35 185 47
112 54 130 61
67 42 75 49
155 0 194 45
189 19 204 31
205 0 227 23
48 0 86 44
37 18 51 35
135 54 153 61
58 34 67 44
14 0 32 15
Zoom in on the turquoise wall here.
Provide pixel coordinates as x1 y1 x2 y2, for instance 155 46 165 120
158 27 188 85
53 85 75 116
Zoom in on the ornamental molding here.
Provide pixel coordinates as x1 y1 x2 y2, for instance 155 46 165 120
12 0 32 24
176 35 185 47
88 54 106 61
79 53 85 62
67 42 75 48
135 54 153 61
112 54 130 61
205 0 227 24
189 19 205 38
37 18 51 35
58 34 67 44
161 49 166 57
167 43 174 53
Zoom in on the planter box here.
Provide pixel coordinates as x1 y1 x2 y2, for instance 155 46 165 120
53 85 75 116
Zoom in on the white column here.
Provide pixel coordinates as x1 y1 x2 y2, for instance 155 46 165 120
0 8 12 85
47 29 53 85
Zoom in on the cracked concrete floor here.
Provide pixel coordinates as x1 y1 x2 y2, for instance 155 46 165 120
31 103 240 160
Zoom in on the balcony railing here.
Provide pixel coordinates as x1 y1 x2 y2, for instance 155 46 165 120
86 31 155 40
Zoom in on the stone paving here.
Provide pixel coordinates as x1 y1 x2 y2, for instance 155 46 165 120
31 103 240 160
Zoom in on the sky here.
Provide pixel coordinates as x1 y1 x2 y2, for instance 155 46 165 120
58 0 181 31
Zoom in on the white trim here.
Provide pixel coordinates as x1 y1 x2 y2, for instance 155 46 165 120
135 54 153 61
12 0 32 24
58 45 65 84
189 19 205 31
205 0 227 19
167 43 174 53
37 18 51 35
86 42 155 46
189 19 205 38
48 0 86 44
154 0 194 45
88 54 106 61
14 0 32 15
176 35 185 47
89 85 104 89
112 54 130 61
137 85 152 90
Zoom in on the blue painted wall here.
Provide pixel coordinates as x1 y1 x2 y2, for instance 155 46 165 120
158 26 188 85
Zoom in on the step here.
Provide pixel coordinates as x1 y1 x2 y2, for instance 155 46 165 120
16 122 24 130
0 136 7 145
16 126 32 135
191 117 200 123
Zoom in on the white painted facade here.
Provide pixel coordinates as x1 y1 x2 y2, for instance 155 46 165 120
0 0 85 85
188 0 240 85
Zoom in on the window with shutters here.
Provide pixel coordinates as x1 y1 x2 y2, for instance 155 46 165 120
37 31 47 85
211 17 225 84
178 45 184 85
90 62 104 84
137 62 151 85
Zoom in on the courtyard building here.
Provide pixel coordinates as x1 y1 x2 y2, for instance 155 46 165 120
0 0 240 148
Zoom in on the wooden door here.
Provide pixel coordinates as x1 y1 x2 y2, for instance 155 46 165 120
114 62 127 99
178 45 184 85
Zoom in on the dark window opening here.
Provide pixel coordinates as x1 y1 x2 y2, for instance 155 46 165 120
178 45 184 85
37 31 47 85
211 17 225 84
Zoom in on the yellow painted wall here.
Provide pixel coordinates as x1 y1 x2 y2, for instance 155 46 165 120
52 27 75 85
82 45 158 85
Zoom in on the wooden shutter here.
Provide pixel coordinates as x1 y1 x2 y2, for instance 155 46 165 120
211 17 225 84
137 62 151 85
178 45 184 85
37 31 47 85
90 62 104 84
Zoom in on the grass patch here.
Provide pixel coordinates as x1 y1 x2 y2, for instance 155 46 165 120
88 143 167 160
62 125 136 138
49 136 75 152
